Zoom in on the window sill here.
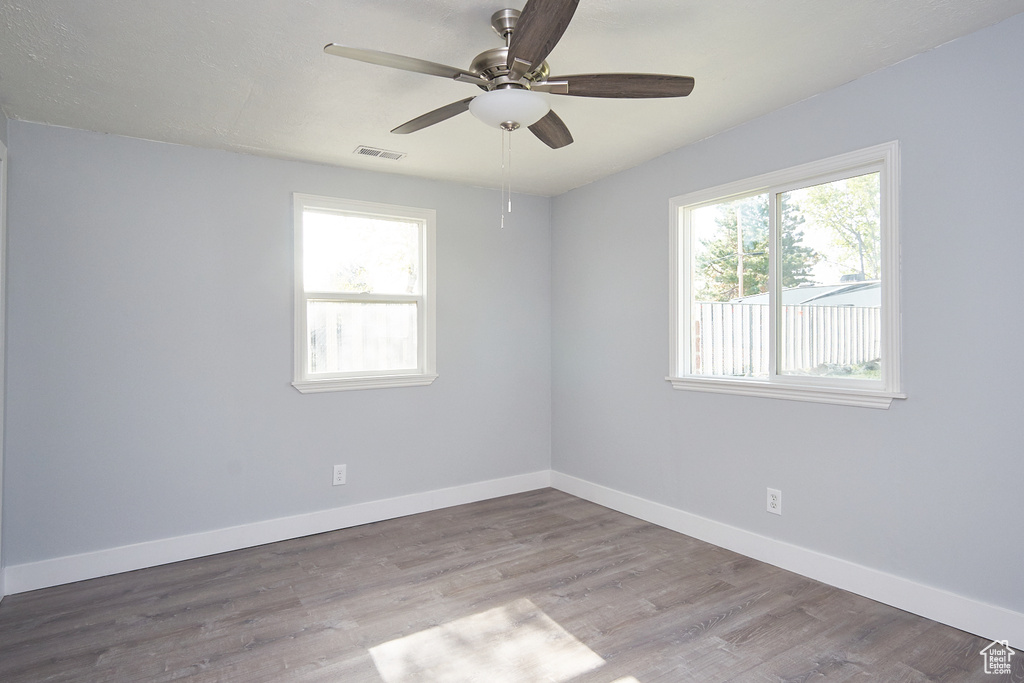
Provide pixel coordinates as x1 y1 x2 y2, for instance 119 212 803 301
293 373 438 394
666 376 905 409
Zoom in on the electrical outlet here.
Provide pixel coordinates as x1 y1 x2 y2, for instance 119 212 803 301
333 464 347 486
767 488 782 515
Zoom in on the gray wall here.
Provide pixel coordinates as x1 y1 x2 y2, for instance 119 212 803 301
551 13 1024 614
3 12 1022 621
0 109 7 588
3 122 552 564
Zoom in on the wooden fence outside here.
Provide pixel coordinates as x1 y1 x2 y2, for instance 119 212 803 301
693 302 881 376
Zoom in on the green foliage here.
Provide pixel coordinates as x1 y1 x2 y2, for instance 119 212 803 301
695 194 819 302
802 174 881 280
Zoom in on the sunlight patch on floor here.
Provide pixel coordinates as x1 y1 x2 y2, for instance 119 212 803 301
369 598 606 682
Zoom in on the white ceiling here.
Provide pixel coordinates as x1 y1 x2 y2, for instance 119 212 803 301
1 0 1022 196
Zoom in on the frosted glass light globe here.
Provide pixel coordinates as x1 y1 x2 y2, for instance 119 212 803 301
469 88 550 130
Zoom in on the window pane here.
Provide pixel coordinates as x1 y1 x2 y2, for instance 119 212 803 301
690 194 770 377
307 301 418 374
303 211 420 295
778 172 881 379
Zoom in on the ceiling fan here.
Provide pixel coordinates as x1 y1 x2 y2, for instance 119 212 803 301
324 0 695 149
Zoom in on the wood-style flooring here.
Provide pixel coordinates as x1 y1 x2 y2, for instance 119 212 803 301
0 489 1017 682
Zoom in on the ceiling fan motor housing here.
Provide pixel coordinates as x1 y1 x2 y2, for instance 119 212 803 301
470 48 549 90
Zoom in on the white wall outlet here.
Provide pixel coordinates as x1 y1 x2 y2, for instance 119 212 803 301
767 488 782 515
333 464 347 486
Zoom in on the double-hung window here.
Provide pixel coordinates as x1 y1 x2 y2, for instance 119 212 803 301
669 142 903 408
293 194 436 393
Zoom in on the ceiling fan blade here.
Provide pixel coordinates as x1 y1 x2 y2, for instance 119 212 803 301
537 73 695 98
506 0 579 79
528 110 573 149
391 97 475 134
324 44 486 85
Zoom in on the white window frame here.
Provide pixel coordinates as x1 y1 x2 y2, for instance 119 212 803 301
668 141 904 409
292 193 437 393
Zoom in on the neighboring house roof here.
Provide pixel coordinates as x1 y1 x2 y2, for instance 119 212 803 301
732 281 880 307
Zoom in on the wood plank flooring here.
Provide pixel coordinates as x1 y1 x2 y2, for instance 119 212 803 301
0 489 1017 681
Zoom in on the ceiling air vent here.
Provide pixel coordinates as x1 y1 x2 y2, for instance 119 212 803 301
354 145 406 161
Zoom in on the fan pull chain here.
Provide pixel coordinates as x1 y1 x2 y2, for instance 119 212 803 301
507 129 513 215
499 128 513 229
500 128 505 229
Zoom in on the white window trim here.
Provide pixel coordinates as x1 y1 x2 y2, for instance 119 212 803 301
668 141 904 409
292 194 437 393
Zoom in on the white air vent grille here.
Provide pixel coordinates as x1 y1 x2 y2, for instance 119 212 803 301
354 145 407 161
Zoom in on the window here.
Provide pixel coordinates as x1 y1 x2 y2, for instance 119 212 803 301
669 142 903 408
293 194 436 393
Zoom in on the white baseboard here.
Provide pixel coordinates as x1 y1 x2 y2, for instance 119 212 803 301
2 470 552 596
550 471 1024 649
5 468 1021 650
